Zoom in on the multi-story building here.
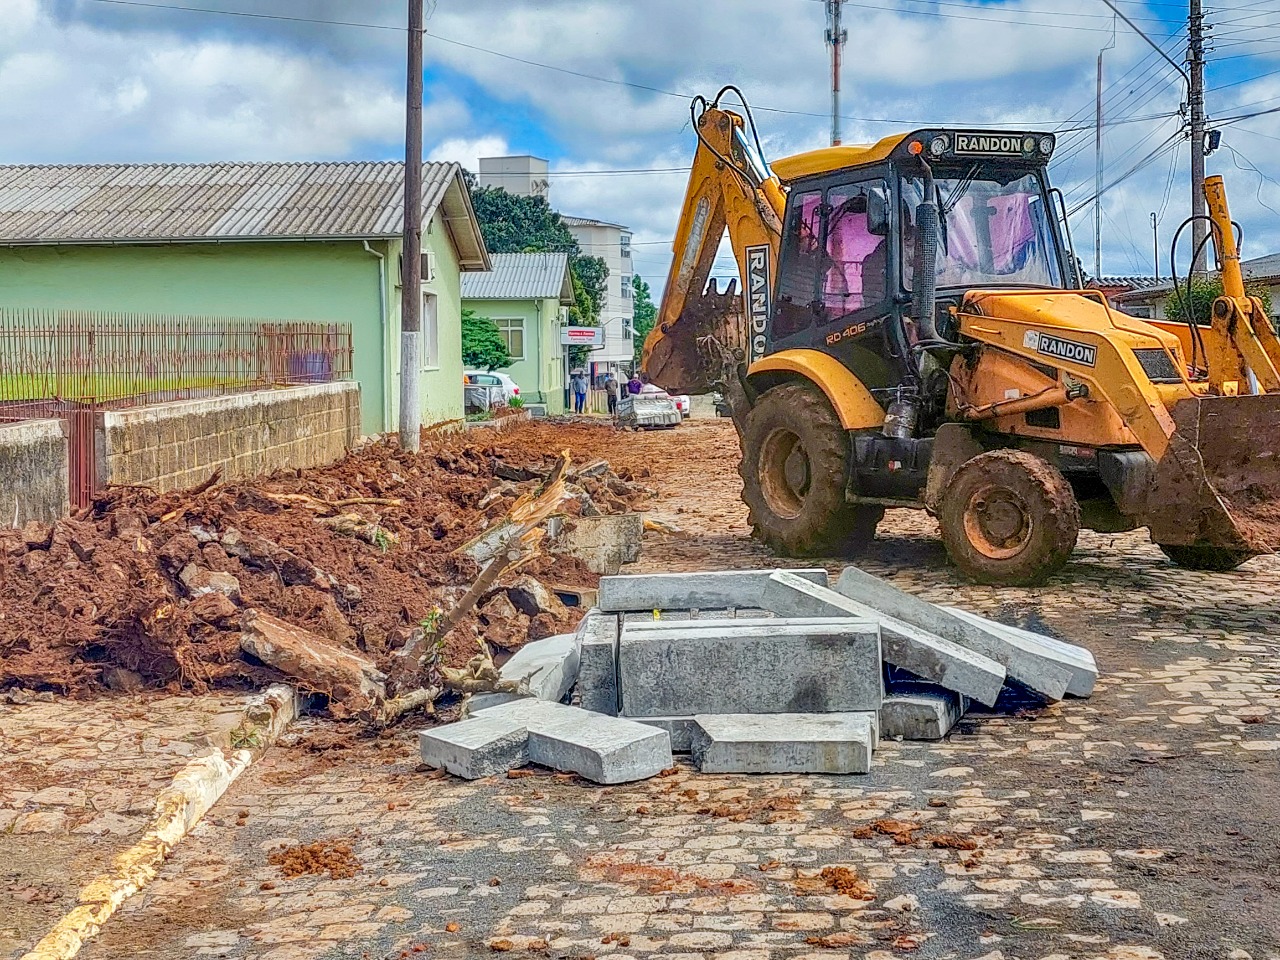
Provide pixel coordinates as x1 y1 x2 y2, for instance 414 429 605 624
476 155 549 199
477 155 634 378
561 215 634 379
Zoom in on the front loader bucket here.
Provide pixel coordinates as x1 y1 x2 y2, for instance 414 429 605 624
642 280 746 395
1145 393 1280 552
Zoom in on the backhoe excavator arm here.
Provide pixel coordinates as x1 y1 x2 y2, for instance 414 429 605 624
641 94 787 398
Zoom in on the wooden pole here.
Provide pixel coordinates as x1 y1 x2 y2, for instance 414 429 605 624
399 0 424 451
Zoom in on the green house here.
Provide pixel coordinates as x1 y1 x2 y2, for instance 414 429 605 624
461 253 574 414
0 161 491 436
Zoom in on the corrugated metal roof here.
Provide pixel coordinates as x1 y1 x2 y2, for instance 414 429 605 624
1110 252 1280 302
0 160 476 252
461 252 573 304
561 214 628 230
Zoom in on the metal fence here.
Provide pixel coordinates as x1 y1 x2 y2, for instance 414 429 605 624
0 309 353 507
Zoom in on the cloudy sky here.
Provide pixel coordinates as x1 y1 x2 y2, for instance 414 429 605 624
6 0 1280 289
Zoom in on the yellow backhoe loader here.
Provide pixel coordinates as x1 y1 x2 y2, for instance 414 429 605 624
642 86 1280 585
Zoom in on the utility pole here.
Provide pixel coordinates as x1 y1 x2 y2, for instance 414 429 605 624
1151 211 1159 280
399 0 423 452
825 0 847 146
1189 0 1207 274
1095 18 1115 281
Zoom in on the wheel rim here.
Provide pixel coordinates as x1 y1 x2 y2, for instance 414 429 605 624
962 483 1033 559
759 427 811 520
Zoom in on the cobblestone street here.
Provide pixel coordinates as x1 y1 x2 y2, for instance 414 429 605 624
20 419 1280 960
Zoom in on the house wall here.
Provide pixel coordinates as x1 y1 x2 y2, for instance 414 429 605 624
0 419 69 526
381 210 467 431
567 222 634 368
0 240 388 436
97 382 359 494
0 221 472 437
462 295 566 414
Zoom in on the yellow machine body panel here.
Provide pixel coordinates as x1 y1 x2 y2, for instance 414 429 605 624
771 132 911 182
748 349 886 430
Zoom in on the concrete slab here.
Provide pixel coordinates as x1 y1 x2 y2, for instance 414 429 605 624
834 566 1074 701
419 698 672 784
619 616 882 717
576 609 620 716
496 632 580 703
943 607 1097 698
690 713 876 774
551 514 644 575
763 571 1006 707
418 713 530 779
599 568 829 612
880 684 967 741
633 716 700 753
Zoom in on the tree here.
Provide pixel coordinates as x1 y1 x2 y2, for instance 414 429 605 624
1164 275 1273 327
631 274 657 368
461 309 512 371
465 180 609 332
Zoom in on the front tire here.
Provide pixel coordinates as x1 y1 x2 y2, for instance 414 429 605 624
939 449 1079 586
1157 543 1256 571
740 382 882 557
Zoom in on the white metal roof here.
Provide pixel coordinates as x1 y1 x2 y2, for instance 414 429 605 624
461 252 573 304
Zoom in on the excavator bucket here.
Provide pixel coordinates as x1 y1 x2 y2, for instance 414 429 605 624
642 280 746 396
1145 393 1280 552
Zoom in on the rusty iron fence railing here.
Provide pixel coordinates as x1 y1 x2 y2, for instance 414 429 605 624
0 309 354 508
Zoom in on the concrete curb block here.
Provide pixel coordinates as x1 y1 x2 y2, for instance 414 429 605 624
20 684 300 960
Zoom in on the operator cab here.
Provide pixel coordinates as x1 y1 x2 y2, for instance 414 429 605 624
768 129 1074 394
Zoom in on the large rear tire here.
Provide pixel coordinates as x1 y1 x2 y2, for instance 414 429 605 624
740 382 882 557
1157 543 1256 572
939 449 1079 586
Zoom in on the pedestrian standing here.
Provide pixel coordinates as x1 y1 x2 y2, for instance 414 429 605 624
604 372 619 415
570 370 588 414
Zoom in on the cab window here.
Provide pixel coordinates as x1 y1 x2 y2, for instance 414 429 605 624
773 180 890 342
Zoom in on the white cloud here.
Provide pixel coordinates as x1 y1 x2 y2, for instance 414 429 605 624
428 135 510 169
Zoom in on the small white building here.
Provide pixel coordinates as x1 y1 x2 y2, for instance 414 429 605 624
562 215 635 379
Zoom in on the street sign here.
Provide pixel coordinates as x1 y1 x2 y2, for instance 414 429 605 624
561 326 604 346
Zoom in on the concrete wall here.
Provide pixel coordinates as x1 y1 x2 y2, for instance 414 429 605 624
97 382 359 494
0 419 69 526
463 295 566 413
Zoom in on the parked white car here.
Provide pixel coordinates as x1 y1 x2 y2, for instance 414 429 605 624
673 394 691 418
465 371 520 403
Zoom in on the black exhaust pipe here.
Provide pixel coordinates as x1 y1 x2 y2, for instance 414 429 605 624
911 156 940 344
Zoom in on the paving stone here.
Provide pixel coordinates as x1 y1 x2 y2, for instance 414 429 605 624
494 632 580 702
618 616 882 717
880 683 967 741
418 712 530 779
943 607 1098 698
763 571 1005 707
689 713 876 774
834 566 1075 701
634 716 700 752
419 699 672 784
598 568 829 612
576 609 620 716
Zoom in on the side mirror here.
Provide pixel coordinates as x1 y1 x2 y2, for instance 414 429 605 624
866 186 890 236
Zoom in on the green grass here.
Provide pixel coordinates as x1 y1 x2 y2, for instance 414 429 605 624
0 372 260 402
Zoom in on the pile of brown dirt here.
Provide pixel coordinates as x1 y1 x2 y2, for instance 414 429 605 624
267 839 362 879
0 420 653 699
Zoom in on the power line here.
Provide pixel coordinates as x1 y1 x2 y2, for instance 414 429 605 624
82 0 1172 132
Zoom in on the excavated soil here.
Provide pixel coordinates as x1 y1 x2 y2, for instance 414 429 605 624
0 419 653 698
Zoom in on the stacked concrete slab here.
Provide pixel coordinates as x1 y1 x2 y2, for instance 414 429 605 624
419 564 1098 782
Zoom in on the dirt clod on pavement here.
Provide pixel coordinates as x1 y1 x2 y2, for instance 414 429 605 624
0 421 653 704
267 839 362 879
